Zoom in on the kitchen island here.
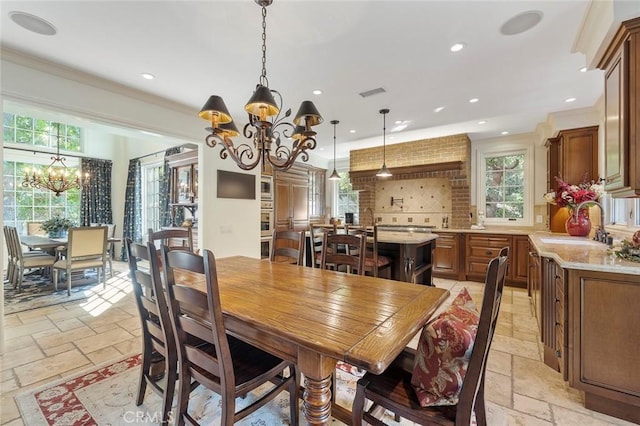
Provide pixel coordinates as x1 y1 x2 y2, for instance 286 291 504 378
528 234 640 424
376 225 439 285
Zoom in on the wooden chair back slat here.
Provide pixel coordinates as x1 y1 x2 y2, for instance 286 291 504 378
320 232 366 274
270 230 304 265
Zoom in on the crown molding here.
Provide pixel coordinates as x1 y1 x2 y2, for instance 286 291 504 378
0 46 195 116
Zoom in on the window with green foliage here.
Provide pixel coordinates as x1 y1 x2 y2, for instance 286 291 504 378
482 152 525 221
335 172 358 222
3 113 82 151
3 112 82 233
143 162 164 232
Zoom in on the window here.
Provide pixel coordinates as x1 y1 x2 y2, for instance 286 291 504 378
308 167 325 219
3 113 82 151
3 112 82 232
335 172 359 222
142 162 164 232
476 144 532 226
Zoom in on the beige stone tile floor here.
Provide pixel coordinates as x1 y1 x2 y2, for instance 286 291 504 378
0 264 636 425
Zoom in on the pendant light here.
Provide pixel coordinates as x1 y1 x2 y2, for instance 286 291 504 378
376 108 392 177
328 120 341 180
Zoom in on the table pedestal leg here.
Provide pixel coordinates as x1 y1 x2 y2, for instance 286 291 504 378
302 375 332 425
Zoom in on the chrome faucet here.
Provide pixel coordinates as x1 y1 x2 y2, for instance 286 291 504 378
575 200 609 244
364 207 375 226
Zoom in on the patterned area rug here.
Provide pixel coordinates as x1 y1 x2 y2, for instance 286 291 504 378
3 262 130 314
15 355 395 426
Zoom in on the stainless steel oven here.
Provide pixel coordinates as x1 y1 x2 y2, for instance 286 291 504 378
260 175 273 200
260 200 274 237
260 236 272 259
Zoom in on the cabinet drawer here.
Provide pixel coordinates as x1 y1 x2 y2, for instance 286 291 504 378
467 235 510 248
467 246 506 260
467 260 492 276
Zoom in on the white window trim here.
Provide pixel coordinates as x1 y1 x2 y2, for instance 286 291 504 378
475 143 534 227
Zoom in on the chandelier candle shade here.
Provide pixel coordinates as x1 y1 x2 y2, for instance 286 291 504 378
198 0 323 172
376 108 392 178
21 123 82 196
329 120 340 180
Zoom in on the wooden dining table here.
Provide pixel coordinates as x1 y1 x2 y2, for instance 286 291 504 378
174 255 449 425
20 234 122 254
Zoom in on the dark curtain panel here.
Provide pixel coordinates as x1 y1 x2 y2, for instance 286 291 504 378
160 146 183 227
80 157 113 226
121 159 142 259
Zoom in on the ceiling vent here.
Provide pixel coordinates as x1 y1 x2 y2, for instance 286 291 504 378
359 87 386 98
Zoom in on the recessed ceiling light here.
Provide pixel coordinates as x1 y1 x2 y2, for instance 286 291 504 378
469 98 479 103
141 73 155 80
478 120 487 125
500 10 543 36
579 66 587 73
434 106 445 113
349 129 356 134
565 97 576 103
450 42 466 52
395 120 402 125
9 11 56 35
501 131 509 135
312 89 323 95
319 147 325 151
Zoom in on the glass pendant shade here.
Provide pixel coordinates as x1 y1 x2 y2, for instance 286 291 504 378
376 108 392 177
329 119 340 180
376 163 392 177
245 85 279 119
198 95 233 124
293 100 323 127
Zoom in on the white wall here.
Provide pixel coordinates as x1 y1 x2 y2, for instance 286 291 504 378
1 51 266 259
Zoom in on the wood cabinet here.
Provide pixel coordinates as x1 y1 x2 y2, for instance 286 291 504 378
511 235 529 285
567 269 640 424
528 243 541 328
540 257 567 379
432 232 462 279
465 234 510 282
546 126 599 233
167 150 198 248
274 166 309 232
597 17 640 197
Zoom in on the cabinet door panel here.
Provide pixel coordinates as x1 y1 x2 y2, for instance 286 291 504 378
433 233 459 278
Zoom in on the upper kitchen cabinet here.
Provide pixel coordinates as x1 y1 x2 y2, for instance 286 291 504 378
597 17 640 197
546 126 599 232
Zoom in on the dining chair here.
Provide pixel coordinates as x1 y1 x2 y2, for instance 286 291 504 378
309 223 337 268
148 227 193 252
320 231 366 275
125 239 177 425
161 247 299 426
26 221 47 237
270 229 305 265
53 226 108 296
346 224 392 278
351 252 509 426
5 226 56 291
101 223 117 277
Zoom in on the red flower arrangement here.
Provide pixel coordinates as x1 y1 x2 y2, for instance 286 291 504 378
543 176 603 210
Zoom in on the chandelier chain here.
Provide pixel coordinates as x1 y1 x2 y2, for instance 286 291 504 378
260 4 268 86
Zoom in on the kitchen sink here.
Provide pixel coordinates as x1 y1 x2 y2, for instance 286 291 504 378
539 237 600 246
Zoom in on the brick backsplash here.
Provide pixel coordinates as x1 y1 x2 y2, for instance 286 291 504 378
350 134 471 228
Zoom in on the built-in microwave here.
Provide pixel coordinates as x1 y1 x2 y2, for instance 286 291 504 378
260 175 273 200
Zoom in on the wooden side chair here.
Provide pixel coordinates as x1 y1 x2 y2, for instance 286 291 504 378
161 247 300 426
26 221 47 236
351 252 509 426
320 232 366 275
346 224 392 278
53 226 108 296
5 226 56 291
126 239 176 425
270 229 305 265
148 227 193 252
309 223 337 268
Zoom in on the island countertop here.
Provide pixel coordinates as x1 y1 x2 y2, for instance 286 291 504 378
377 231 439 244
528 233 640 275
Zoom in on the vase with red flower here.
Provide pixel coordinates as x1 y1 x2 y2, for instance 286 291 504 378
565 206 591 237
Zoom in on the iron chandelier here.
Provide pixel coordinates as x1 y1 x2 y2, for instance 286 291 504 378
22 123 82 196
198 0 323 173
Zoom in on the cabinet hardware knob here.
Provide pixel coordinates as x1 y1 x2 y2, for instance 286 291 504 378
486 250 493 255
556 350 561 357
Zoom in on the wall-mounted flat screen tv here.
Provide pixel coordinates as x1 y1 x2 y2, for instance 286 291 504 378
217 170 256 200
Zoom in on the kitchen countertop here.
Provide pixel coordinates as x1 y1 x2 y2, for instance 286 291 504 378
377 231 438 244
528 233 640 275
